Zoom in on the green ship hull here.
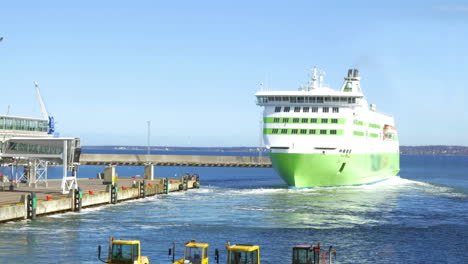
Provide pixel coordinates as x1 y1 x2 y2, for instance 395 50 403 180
270 152 400 187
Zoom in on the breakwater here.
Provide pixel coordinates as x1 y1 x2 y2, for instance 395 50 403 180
79 153 272 167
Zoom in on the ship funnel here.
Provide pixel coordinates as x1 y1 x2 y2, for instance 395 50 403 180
342 68 362 93
353 69 359 77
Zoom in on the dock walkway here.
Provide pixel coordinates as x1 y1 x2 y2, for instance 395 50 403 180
0 177 195 223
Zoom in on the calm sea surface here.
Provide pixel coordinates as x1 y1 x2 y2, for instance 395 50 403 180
0 152 467 263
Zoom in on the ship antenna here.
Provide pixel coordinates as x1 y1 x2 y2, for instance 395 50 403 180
310 67 318 90
319 69 326 88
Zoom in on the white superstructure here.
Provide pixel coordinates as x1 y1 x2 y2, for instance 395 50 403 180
255 68 400 187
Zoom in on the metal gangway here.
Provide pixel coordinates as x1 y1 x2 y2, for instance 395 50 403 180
0 137 81 194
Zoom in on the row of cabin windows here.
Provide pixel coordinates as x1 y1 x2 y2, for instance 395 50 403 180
6 142 62 155
258 96 357 104
275 106 339 113
272 118 339 124
0 117 48 132
271 129 338 135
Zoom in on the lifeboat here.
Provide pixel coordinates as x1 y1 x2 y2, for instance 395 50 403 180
383 124 397 140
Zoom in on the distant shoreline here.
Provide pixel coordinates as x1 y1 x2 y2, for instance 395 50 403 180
82 145 468 156
399 145 468 156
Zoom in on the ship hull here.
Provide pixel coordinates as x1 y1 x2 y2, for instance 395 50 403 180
270 152 400 187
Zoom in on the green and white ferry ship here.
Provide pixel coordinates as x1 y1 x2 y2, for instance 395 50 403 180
256 68 400 187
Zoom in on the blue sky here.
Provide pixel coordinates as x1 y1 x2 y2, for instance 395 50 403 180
1 0 467 146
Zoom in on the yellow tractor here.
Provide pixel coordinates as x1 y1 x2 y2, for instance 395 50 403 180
170 240 210 264
225 243 260 264
98 237 150 264
292 243 336 264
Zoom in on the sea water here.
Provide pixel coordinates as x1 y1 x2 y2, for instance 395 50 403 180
0 154 466 263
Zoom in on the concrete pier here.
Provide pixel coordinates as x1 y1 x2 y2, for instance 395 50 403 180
0 176 196 223
144 164 154 180
79 153 272 167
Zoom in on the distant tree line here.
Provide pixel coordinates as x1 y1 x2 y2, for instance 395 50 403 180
400 145 468 156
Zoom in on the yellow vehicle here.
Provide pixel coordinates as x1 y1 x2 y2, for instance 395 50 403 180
98 237 150 264
170 240 209 264
292 243 336 264
225 243 260 264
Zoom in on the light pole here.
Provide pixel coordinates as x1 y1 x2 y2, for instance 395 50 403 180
146 121 151 156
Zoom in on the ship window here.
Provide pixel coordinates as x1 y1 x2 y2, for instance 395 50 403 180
309 129 316 134
340 97 347 102
303 107 309 113
311 118 317 123
330 130 337 135
301 118 308 123
39 121 48 132
290 97 297 103
332 97 339 102
272 129 279 134
282 97 289 102
309 97 316 103
275 107 281 112
333 107 339 113
5 119 12 129
273 118 280 123
30 120 38 131
281 129 288 134
323 107 329 113
293 118 299 123
324 97 331 102
317 97 324 103
267 97 274 102
331 118 338 124
282 118 289 123
311 107 318 113
320 130 327 135
321 118 328 123
292 129 298 134
284 107 290 112
300 129 307 134
297 97 305 103
274 97 282 102
294 107 301 112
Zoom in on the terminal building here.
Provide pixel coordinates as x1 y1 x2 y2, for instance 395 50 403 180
0 82 80 194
